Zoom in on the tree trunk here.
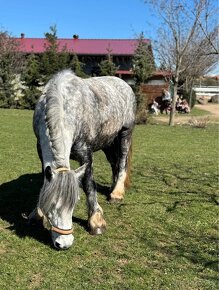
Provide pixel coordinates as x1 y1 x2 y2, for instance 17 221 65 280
169 82 178 126
189 79 194 108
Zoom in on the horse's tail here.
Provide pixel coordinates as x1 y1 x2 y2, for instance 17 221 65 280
124 140 132 188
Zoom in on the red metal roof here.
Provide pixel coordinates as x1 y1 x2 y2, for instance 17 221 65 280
152 70 172 77
15 38 150 55
116 70 133 75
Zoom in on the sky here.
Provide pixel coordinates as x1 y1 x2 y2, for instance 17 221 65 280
0 0 218 74
0 0 156 39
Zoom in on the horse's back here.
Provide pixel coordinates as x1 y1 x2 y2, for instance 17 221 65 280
84 75 136 124
55 70 136 131
86 75 135 106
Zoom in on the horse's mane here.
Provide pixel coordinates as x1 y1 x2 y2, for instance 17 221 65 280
38 170 80 214
45 70 75 167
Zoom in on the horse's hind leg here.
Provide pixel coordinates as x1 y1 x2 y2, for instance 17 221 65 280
103 137 120 187
104 128 133 202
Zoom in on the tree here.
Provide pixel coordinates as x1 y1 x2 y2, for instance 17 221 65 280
23 53 40 87
70 52 88 78
132 32 154 88
40 25 59 79
99 47 118 76
179 27 218 107
40 25 70 83
0 31 25 107
144 0 218 125
132 33 154 124
22 53 41 109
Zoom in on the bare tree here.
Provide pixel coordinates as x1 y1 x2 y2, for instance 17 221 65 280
0 31 25 107
145 0 218 125
0 31 24 74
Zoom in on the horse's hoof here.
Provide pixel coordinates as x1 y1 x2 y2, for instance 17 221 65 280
90 226 106 235
110 189 124 202
88 210 106 235
109 197 123 203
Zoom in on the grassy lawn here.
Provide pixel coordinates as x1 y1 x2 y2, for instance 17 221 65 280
189 106 212 116
0 108 218 289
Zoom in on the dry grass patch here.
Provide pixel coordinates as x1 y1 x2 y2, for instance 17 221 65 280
188 116 210 128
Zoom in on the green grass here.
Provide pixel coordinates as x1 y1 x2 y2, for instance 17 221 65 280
190 106 213 116
0 108 218 290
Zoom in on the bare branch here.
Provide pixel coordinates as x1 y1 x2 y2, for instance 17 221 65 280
145 0 218 125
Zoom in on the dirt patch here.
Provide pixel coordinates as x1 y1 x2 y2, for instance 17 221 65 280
151 103 219 124
195 104 219 116
28 273 43 289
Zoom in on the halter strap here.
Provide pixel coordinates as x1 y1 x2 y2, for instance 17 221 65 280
37 208 73 235
51 226 73 235
55 167 70 173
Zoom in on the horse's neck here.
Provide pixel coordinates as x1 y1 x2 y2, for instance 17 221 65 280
41 120 73 170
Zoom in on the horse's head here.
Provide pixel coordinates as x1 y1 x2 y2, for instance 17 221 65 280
37 206 75 250
29 165 86 249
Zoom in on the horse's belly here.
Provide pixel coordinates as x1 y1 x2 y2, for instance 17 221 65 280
92 132 118 151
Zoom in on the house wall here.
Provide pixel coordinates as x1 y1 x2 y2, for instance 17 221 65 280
140 84 169 106
78 55 133 76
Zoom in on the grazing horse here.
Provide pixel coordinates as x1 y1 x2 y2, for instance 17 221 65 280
28 70 136 249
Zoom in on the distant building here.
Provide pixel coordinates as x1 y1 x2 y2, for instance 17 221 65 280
15 34 152 85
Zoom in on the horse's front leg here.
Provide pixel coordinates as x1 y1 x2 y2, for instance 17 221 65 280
82 159 106 235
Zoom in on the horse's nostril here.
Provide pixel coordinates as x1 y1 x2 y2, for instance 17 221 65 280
54 241 68 250
55 242 61 249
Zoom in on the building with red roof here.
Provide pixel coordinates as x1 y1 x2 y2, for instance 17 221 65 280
15 34 152 84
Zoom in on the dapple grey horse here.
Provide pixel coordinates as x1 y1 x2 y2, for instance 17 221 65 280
28 70 136 249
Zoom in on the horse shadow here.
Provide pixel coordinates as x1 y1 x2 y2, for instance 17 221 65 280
0 173 111 246
0 173 51 245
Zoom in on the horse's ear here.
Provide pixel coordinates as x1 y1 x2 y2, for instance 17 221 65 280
74 164 86 182
45 166 52 181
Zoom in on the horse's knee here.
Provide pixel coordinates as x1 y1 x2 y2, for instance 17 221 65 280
88 208 106 235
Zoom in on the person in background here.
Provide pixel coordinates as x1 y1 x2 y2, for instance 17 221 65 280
150 99 159 115
176 97 182 112
161 89 172 114
162 89 171 102
180 99 190 113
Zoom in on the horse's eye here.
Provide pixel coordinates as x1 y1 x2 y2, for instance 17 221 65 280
45 166 52 181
